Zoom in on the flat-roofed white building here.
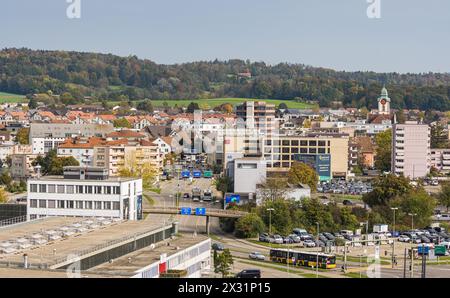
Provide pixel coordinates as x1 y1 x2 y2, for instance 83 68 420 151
392 121 431 178
27 167 143 221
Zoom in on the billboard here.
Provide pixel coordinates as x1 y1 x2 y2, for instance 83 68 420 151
294 154 331 181
225 194 241 204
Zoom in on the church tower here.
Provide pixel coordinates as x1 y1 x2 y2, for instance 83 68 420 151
377 86 391 115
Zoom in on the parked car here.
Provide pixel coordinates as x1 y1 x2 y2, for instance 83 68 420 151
212 243 224 251
315 240 326 247
288 234 301 243
249 252 265 261
272 234 284 244
259 233 270 242
183 193 190 199
343 200 354 206
283 236 294 244
303 239 316 247
324 232 335 240
398 235 410 242
420 236 431 244
236 269 261 278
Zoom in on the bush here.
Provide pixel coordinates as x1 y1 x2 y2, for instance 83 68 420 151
234 213 265 238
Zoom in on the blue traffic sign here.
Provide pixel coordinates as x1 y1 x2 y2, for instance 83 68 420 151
180 207 192 215
195 208 206 216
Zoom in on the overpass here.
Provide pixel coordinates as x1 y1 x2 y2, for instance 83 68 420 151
143 207 248 234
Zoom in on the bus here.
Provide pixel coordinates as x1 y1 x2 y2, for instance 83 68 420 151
269 249 336 269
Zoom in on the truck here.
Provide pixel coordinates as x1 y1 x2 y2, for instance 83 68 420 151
373 224 389 233
192 187 202 202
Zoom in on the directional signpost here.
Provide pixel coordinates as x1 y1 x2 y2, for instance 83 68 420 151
180 207 192 215
195 208 206 216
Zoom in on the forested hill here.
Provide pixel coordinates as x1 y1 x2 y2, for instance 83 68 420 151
1 48 449 110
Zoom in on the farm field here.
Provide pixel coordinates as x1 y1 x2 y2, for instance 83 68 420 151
0 92 27 103
108 98 316 109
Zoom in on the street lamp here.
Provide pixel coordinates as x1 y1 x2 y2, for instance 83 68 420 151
316 222 319 278
391 207 399 268
408 213 417 231
266 208 275 235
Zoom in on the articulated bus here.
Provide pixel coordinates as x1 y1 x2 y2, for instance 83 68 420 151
269 249 336 269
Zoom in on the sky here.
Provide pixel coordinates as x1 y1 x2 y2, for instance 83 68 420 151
1 0 449 73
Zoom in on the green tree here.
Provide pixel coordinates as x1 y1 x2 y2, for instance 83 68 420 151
287 162 319 191
278 103 288 110
438 183 450 212
32 150 79 175
137 100 154 113
395 110 406 124
0 172 12 186
16 128 30 145
363 174 412 207
187 102 200 113
214 249 234 278
374 129 392 172
258 199 293 235
234 213 265 238
113 118 132 128
431 122 449 149
215 176 233 196
395 189 436 229
28 98 38 109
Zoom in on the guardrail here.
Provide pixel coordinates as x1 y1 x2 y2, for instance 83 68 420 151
0 215 28 228
143 207 248 218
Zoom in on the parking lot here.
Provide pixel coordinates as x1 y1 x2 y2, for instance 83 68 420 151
317 180 372 196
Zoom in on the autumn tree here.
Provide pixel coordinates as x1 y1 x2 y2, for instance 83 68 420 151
118 151 159 189
16 128 30 145
287 162 318 191
113 118 132 128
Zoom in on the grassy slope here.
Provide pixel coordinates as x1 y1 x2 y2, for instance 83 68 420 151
108 98 315 109
0 92 27 103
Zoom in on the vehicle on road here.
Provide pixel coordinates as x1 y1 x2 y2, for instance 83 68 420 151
249 252 265 261
398 235 410 242
192 187 202 202
236 269 261 278
212 243 224 251
203 190 213 201
270 249 336 269
342 200 354 206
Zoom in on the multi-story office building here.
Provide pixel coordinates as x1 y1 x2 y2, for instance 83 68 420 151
392 121 431 178
263 133 349 180
27 167 143 221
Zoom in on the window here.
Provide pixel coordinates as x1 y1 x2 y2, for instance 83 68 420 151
309 140 317 146
85 201 93 209
300 140 308 146
237 163 257 169
318 148 326 154
95 201 102 210
30 184 38 193
291 140 299 146
292 148 299 154
39 200 46 208
282 140 290 146
282 155 290 161
57 185 65 194
39 184 47 193
318 141 326 147
113 186 120 195
309 148 317 154
105 186 112 195
30 199 38 208
77 186 84 194
76 201 83 209
48 200 56 208
113 202 120 210
104 202 111 210
48 185 56 193
86 186 93 194
67 201 74 209
58 200 65 209
95 186 102 194
300 148 308 154
282 148 290 153
66 185 74 194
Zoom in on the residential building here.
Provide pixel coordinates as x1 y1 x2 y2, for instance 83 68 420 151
235 101 276 136
392 121 431 178
27 166 143 221
10 154 38 179
430 148 450 173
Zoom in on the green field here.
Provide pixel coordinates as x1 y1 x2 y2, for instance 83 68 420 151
0 92 27 103
108 98 315 110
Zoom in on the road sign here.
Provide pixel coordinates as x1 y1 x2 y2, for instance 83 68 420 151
195 208 206 216
435 245 447 256
180 207 192 215
225 194 240 204
418 246 430 255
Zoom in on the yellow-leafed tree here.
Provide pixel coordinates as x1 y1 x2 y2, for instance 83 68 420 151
118 151 159 190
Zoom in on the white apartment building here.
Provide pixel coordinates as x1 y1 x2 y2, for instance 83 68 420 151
27 167 143 221
392 121 431 178
430 148 450 173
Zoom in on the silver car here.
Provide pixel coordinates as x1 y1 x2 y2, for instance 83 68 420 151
249 252 265 261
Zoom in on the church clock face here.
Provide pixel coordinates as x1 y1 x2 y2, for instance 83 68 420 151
380 99 387 105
